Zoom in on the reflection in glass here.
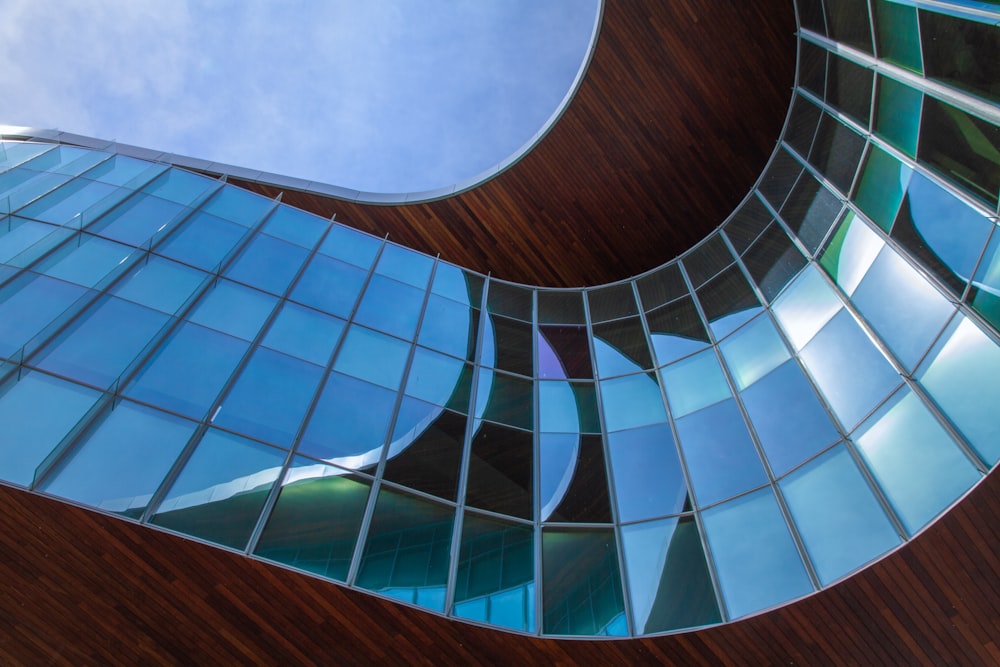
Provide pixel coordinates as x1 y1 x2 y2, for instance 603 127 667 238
466 421 533 519
384 400 465 502
660 349 730 418
607 423 689 522
112 256 206 315
291 253 367 318
320 225 380 270
188 279 276 342
720 314 790 391
853 145 912 233
262 301 345 367
475 369 533 431
418 293 478 361
542 528 626 636
157 211 247 271
261 205 327 250
820 212 883 296
225 233 309 296
538 381 599 435
405 347 472 413
696 265 761 339
333 325 410 391
599 372 667 432
592 317 653 377
537 325 593 379
741 223 807 302
773 265 843 350
354 274 426 340
645 296 711 365
875 76 921 157
483 314 533 376
542 434 611 523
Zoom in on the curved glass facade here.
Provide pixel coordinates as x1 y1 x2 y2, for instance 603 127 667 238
0 0 998 639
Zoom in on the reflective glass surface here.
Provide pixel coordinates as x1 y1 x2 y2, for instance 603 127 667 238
542 528 626 636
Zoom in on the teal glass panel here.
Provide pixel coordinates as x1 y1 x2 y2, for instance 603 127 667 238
418 292 478 361
645 296 711 365
333 325 410 391
599 372 667 431
200 186 272 227
141 168 215 206
917 315 1000 464
354 274 426 340
918 97 1000 209
454 514 534 633
41 234 134 288
319 225 380 269
124 322 248 419
33 296 168 388
702 487 812 619
850 246 954 370
920 10 1000 105
772 265 843 351
40 401 195 518
406 347 472 412
17 177 121 226
0 371 100 486
800 309 900 429
254 458 371 581
298 372 395 469
853 388 980 534
291 253 367 318
741 360 840 475
151 429 285 550
355 487 454 611
607 423 690 522
971 227 1000 330
225 233 309 296
466 421 533 519
853 145 913 232
375 243 434 289
88 193 185 246
873 0 923 73
157 211 248 271
188 279 276 341
0 273 86 358
660 348 730 418
474 369 533 430
112 256 206 315
542 528 626 636
875 76 922 157
262 302 345 367
262 205 327 250
621 516 720 634
384 399 465 501
214 347 324 448
780 444 900 585
539 432 578 519
720 314 789 391
820 212 884 295
676 399 768 507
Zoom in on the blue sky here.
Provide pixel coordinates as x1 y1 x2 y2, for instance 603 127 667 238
2 0 599 194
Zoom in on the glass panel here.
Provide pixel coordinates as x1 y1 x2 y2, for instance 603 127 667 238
157 212 248 271
675 399 767 507
607 423 690 522
483 314 533 376
660 349 730 418
0 218 61 264
970 229 1000 330
354 274 425 340
262 205 327 250
724 197 774 255
780 444 900 585
188 280 276 342
90 193 185 247
621 516 720 634
542 434 612 523
141 168 215 207
702 487 813 619
454 514 534 633
418 293 479 362
261 302 345 367
538 325 593 379
355 487 454 611
683 235 733 287
225 233 309 296
645 296 710 365
538 381 600 434
333 325 410 391
741 223 807 302
853 388 980 534
290 253 367 318
431 262 483 307
772 265 843 351
758 148 805 210
474 369 533 431
592 317 653 377
696 265 761 339
917 315 1000 464
112 256 206 315
17 177 121 226
384 400 465 501
201 186 272 227
151 429 285 550
809 114 866 195
826 53 874 126
599 372 667 432
255 459 371 582
875 76 922 157
720 314 790 391
820 212 884 295
466 421 533 519
874 0 923 73
854 144 913 233
920 10 1000 105
538 291 585 325
825 0 873 53
405 347 472 413
918 97 1000 209
636 264 688 312
375 243 433 289
319 225 380 269
588 283 637 322
486 281 533 322
0 273 86 358
40 401 195 518
40 234 134 288
542 528 625 636
780 172 844 253
0 371 100 486
83 154 157 187
785 95 823 159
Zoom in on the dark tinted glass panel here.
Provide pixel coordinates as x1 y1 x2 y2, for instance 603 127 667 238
798 0 827 33
826 54 874 127
809 114 866 194
723 196 773 255
466 421 533 519
291 254 367 319
921 10 1000 105
607 423 690 522
592 317 653 377
875 76 922 158
485 314 533 376
355 487 454 611
454 514 534 633
538 325 593 379
635 263 687 311
696 265 761 339
542 528 625 636
588 283 637 322
797 41 827 99
874 0 922 73
684 235 733 287
825 0 874 53
255 461 371 582
486 281 533 321
759 149 804 211
854 144 912 232
543 434 612 523
151 429 285 550
645 296 710 365
538 291 585 325
225 233 309 296
742 224 808 301
780 172 843 253
384 402 465 502
785 95 822 158
918 97 1000 208
475 370 533 430
621 516 721 633
418 293 479 361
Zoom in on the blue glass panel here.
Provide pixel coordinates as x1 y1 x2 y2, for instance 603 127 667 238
660 349 730 418
780 444 900 585
88 193 185 246
800 309 900 429
599 372 667 432
16 178 121 226
34 296 168 388
741 360 840 475
820 212 884 295
405 347 470 412
772 265 843 350
720 314 789 390
41 235 134 288
539 381 580 433
418 293 478 361
675 399 767 506
431 262 480 305
298 372 396 468
262 205 327 249
225 233 309 296
262 302 345 367
214 347 324 448
0 170 71 213
702 487 813 619
157 212 248 271
0 274 86 358
151 429 285 550
851 247 954 370
539 432 578 518
354 274 425 340
917 315 1000 464
333 325 410 390
83 154 156 186
0 142 50 170
201 186 272 227
319 225 380 269
22 145 99 175
853 388 980 533
0 218 60 264
188 280 276 341
0 371 100 486
376 243 434 288
141 168 215 206
697 265 762 339
124 322 248 419
40 401 195 518
607 423 690 521
291 253 367 318
112 256 206 315
646 296 711 365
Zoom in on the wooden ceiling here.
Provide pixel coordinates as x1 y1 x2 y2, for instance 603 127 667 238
237 0 796 287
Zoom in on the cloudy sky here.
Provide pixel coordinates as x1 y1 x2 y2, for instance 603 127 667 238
2 0 599 194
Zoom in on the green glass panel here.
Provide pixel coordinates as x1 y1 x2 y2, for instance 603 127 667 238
918 97 1000 209
854 145 913 233
874 0 923 73
820 212 884 295
542 528 625 636
875 76 922 157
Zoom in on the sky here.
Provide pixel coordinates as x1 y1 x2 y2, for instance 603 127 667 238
1 0 599 195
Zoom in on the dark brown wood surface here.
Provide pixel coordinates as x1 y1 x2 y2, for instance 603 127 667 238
236 0 796 287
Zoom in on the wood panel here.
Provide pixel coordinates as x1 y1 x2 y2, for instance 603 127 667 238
234 0 796 287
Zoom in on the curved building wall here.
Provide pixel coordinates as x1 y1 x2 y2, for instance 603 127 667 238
0 0 998 639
